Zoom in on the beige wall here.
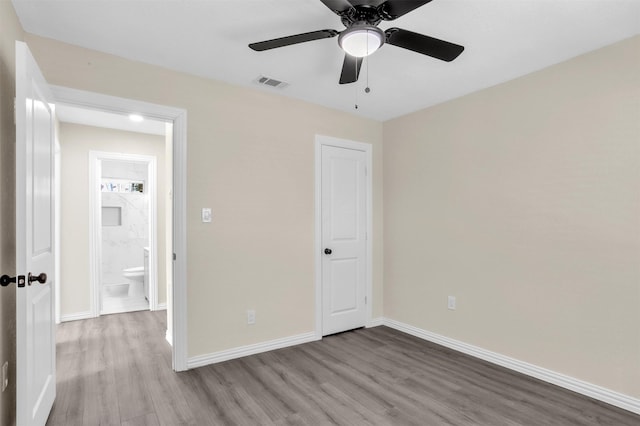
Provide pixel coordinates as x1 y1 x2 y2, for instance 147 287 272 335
58 123 166 317
25 33 384 356
0 3 23 425
383 36 640 398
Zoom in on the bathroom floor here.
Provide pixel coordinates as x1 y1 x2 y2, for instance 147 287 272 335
102 280 149 315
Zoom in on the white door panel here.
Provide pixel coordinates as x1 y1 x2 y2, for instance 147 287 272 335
321 144 367 335
329 258 359 313
16 41 56 426
329 157 359 240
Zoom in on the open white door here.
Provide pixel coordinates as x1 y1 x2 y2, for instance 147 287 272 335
15 41 56 426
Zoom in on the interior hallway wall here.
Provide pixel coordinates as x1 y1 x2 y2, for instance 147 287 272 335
26 33 384 357
0 2 24 425
59 123 166 318
383 35 640 398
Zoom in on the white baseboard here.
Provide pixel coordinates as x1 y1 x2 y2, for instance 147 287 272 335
187 332 319 369
101 303 149 316
367 317 385 327
382 318 640 416
165 329 173 346
60 311 93 323
156 303 167 311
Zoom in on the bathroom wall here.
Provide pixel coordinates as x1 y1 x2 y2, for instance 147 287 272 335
101 161 149 286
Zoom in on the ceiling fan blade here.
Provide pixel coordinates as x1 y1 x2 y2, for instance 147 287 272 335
339 54 363 84
249 29 339 51
379 0 433 20
319 0 355 16
385 28 464 61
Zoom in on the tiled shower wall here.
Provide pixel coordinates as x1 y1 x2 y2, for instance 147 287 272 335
101 160 149 285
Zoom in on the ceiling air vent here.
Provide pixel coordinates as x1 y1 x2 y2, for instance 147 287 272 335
254 75 289 89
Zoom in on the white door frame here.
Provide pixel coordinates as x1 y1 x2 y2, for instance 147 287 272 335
50 85 189 371
314 135 373 339
89 151 158 315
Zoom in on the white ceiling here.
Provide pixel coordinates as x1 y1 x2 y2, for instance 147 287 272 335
12 0 640 121
56 104 167 136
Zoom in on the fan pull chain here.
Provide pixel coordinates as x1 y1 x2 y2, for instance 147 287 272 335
365 31 371 94
354 77 359 109
365 55 371 94
354 53 359 109
356 32 372 110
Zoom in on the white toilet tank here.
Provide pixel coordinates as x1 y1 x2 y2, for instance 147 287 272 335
123 266 144 278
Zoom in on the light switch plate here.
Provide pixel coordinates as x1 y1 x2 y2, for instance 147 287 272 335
201 208 212 223
448 296 456 310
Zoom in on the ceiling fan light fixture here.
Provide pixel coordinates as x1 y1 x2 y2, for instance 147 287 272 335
338 26 384 58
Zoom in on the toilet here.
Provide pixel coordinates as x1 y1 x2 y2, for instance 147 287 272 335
123 266 144 279
123 266 145 298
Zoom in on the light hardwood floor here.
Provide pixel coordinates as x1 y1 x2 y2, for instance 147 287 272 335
47 311 639 425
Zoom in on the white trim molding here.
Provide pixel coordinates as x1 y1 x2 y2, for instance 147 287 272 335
314 135 373 339
367 317 385 328
60 311 93 323
187 332 320 369
51 85 188 372
381 318 640 416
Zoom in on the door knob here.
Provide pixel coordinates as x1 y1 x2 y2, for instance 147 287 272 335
1 275 26 287
28 272 47 285
324 248 332 255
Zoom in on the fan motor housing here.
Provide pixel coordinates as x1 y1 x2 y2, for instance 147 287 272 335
341 5 383 27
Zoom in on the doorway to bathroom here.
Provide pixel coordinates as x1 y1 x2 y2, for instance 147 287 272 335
52 86 188 371
55 104 172 323
92 153 158 315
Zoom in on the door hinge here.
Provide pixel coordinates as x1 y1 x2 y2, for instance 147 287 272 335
173 253 176 261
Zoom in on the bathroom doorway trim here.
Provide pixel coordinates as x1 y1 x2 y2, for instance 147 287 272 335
51 85 189 372
89 151 158 315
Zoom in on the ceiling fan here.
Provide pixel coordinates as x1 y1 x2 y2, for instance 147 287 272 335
249 0 464 85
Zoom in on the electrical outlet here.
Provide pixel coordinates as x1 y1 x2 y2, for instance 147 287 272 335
448 296 456 310
247 310 256 325
2 361 8 392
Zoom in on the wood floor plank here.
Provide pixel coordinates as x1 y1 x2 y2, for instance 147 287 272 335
137 353 195 426
81 319 121 426
121 412 160 426
47 311 640 426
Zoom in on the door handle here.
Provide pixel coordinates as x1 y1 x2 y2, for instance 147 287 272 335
324 248 332 255
0 275 26 287
28 273 47 285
